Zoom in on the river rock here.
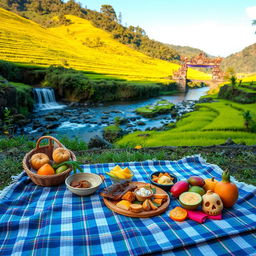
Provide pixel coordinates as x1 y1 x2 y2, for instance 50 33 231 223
137 121 146 126
46 123 60 129
45 116 59 121
88 135 113 149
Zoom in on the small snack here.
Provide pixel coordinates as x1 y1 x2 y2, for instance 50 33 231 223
153 198 163 205
170 207 187 222
135 187 153 201
121 191 136 202
70 180 91 188
70 181 81 188
130 204 143 213
158 175 174 185
152 172 174 185
80 180 91 188
153 194 168 200
142 199 151 211
116 200 131 211
106 165 133 180
148 200 158 210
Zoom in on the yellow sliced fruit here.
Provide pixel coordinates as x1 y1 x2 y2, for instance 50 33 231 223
111 165 123 173
122 167 132 175
110 170 127 179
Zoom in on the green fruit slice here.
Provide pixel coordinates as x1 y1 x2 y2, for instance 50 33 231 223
55 164 68 174
179 192 202 210
106 172 120 179
188 186 205 196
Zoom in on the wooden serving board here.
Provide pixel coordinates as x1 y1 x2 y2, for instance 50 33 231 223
102 182 170 218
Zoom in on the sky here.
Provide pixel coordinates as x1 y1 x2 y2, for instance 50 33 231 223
77 0 256 57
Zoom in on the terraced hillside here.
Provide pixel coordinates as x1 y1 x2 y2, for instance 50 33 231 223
116 95 256 147
0 8 210 83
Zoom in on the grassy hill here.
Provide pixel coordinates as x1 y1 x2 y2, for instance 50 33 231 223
168 44 211 58
0 8 210 83
221 43 256 73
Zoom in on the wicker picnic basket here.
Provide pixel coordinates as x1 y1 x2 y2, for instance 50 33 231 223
23 136 76 187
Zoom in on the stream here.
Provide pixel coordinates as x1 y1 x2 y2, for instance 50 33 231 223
21 87 209 142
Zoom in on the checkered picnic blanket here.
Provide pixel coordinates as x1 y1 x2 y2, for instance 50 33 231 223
0 155 255 256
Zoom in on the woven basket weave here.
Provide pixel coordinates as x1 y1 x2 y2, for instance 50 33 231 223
23 136 76 187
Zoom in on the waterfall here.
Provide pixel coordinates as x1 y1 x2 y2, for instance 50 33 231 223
33 88 65 110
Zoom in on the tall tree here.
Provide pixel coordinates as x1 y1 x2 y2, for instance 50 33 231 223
253 20 256 34
100 5 117 21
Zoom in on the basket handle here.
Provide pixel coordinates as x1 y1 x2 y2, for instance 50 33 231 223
36 136 63 150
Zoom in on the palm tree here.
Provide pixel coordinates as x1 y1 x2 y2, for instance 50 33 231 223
242 110 252 131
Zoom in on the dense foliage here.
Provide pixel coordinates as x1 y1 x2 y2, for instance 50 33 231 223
43 66 175 102
221 43 256 73
0 0 180 62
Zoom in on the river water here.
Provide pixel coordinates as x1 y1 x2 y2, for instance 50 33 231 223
24 87 209 142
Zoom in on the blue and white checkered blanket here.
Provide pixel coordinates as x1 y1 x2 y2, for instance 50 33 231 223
0 155 255 256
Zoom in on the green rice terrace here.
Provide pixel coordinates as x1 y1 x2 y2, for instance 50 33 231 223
116 82 256 147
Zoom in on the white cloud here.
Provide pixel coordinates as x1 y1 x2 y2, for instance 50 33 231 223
144 21 256 57
246 6 256 19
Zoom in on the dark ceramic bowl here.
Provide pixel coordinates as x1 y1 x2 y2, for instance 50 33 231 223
150 171 178 191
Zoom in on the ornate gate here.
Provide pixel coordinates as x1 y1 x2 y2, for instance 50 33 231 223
172 53 224 91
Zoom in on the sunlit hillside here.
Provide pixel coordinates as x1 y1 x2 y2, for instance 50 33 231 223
0 8 210 82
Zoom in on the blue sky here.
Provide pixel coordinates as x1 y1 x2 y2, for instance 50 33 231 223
78 0 256 57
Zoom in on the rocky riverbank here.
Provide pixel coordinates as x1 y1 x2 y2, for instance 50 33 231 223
17 98 197 143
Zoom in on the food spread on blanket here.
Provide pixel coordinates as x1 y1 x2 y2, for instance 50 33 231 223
30 149 81 176
106 165 133 180
168 171 238 222
100 182 168 213
152 172 175 185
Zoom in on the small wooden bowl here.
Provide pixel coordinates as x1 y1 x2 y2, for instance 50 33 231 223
134 187 153 201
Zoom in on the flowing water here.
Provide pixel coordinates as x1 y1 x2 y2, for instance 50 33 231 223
23 87 209 142
33 88 65 110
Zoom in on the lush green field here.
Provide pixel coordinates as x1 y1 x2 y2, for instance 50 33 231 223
116 97 256 147
0 8 210 83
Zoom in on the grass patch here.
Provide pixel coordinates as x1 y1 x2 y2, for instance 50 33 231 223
136 100 175 117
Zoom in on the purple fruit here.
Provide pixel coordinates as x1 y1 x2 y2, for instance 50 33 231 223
170 181 189 198
187 176 205 187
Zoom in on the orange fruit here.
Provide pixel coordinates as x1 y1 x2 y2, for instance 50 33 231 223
37 163 55 175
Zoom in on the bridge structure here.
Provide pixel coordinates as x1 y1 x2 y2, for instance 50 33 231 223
173 53 224 92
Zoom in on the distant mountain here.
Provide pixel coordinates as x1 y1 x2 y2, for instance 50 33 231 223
167 45 211 58
221 43 256 73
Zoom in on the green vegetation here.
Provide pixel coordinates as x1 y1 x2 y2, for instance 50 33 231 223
221 43 256 73
218 84 256 104
103 125 122 142
136 100 175 117
0 136 255 189
116 89 256 147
